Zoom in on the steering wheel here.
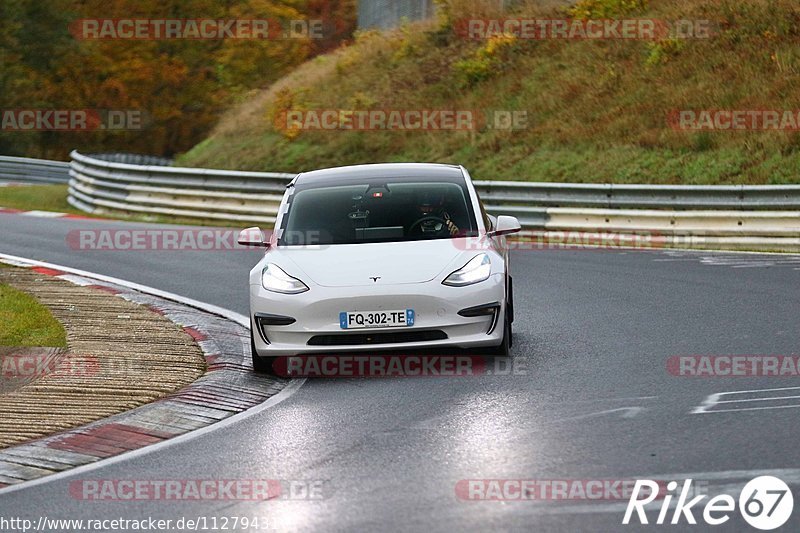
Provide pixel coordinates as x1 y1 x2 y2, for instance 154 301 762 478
408 215 449 235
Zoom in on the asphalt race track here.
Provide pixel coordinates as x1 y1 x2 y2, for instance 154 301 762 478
2 213 800 531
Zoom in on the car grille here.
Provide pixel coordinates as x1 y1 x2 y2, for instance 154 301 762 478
307 330 448 346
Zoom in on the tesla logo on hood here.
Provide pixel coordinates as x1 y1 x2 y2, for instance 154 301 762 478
369 276 381 282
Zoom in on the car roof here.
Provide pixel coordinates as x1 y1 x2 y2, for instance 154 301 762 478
294 163 464 186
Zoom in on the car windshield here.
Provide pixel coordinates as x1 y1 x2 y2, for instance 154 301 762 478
279 177 478 245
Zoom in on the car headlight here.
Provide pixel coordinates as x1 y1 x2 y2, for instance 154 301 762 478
262 263 309 294
442 254 492 287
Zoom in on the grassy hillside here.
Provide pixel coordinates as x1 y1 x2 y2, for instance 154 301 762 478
178 0 800 184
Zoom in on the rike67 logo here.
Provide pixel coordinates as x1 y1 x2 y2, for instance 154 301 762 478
623 476 794 530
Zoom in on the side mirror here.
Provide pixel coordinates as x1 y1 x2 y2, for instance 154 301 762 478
489 215 521 237
238 227 268 247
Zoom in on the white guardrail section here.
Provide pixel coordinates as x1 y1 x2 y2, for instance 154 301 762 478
68 151 294 223
0 156 70 184
49 151 794 251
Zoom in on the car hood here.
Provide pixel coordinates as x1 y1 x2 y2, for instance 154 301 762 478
270 239 473 287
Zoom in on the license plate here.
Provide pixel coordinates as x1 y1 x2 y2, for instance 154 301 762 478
339 309 414 329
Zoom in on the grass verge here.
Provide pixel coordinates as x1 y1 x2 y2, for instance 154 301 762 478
0 184 75 213
0 184 244 228
0 282 67 347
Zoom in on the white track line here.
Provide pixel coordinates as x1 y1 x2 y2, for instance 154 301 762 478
0 252 307 495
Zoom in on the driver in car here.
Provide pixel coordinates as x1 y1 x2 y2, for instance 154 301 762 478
415 190 460 236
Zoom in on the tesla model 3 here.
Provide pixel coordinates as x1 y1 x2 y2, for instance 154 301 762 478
238 163 521 373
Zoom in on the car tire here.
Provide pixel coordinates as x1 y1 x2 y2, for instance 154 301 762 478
250 324 277 374
508 275 514 325
489 306 511 357
505 275 513 348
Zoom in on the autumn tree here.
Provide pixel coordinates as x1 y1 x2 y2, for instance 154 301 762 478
0 0 355 158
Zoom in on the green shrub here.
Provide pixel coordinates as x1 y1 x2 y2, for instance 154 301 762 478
645 38 686 66
453 33 517 87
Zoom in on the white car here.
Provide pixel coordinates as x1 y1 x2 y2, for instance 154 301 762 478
238 163 521 373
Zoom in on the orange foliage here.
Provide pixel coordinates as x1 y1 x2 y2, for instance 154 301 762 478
0 0 355 159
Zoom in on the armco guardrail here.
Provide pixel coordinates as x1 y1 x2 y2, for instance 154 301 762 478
62 151 800 251
472 181 800 210
0 156 70 184
89 153 174 166
68 150 294 223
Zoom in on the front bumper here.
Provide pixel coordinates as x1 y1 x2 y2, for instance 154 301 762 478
250 274 506 356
